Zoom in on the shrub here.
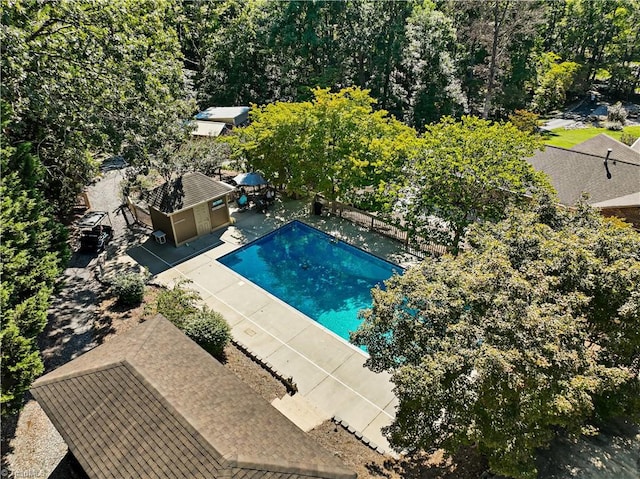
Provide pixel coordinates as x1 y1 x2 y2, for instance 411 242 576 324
604 121 624 131
620 132 638 146
154 281 199 328
607 102 627 124
182 309 231 358
112 272 147 305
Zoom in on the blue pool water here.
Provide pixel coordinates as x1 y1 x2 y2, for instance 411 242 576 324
218 221 402 346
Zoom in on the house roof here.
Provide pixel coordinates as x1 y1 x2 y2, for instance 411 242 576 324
195 106 250 125
191 120 228 137
591 192 640 208
526 145 640 207
570 133 640 165
145 172 235 214
31 315 356 479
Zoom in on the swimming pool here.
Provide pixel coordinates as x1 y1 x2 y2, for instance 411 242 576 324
218 221 402 346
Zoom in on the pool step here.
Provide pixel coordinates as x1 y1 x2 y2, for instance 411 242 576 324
271 393 330 432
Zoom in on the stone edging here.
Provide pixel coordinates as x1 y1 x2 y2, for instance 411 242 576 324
232 339 298 395
331 415 386 455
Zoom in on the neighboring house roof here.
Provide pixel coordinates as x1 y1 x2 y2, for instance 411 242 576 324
145 172 235 214
31 315 356 479
195 106 250 125
591 192 640 208
526 145 640 207
631 137 640 153
570 133 640 165
191 120 228 137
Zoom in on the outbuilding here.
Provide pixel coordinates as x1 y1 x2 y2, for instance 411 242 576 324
145 172 236 246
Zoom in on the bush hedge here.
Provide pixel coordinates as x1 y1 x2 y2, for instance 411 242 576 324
112 272 146 306
182 309 231 358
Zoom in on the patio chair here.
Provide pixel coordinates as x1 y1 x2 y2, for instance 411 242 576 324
236 193 249 211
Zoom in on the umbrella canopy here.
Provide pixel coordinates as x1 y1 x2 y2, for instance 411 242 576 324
234 172 267 187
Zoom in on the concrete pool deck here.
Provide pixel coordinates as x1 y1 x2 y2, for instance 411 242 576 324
128 198 418 453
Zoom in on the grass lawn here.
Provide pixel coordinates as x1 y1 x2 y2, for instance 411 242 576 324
543 125 640 149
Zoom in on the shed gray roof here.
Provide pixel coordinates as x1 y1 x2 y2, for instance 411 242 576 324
526 145 640 207
146 172 235 214
31 315 355 479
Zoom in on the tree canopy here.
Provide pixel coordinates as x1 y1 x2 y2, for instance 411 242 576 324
192 0 640 122
352 197 640 478
229 87 420 206
398 116 550 254
1 0 193 213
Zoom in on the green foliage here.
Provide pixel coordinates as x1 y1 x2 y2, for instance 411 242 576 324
1 108 67 416
112 272 147 306
229 87 420 207
530 52 581 113
400 115 550 254
182 309 231 358
604 121 624 131
1 321 44 416
153 281 200 328
395 1 465 129
619 131 638 146
1 0 192 212
152 282 231 357
352 196 640 478
508 109 540 134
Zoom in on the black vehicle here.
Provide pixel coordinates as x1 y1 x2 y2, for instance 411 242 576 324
78 211 113 252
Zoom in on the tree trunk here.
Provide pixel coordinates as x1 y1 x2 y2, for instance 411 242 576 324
482 1 507 119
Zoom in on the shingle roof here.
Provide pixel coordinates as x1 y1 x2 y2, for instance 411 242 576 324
526 145 640 206
145 172 235 214
570 133 640 165
31 316 356 479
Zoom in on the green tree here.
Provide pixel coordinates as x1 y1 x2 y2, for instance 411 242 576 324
399 115 549 254
1 0 192 213
229 87 419 207
395 0 466 129
508 109 541 134
530 52 581 113
352 197 640 479
1 107 67 415
442 0 544 117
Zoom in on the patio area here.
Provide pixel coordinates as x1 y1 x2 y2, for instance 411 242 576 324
125 196 419 453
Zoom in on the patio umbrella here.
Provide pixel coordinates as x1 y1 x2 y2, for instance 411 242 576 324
233 172 267 187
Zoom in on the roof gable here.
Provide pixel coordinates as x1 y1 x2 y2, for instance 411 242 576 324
31 316 355 479
145 172 235 214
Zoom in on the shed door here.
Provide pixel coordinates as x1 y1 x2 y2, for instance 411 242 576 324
193 203 211 236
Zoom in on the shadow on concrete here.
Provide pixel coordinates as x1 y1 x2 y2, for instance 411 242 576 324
127 232 224 275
